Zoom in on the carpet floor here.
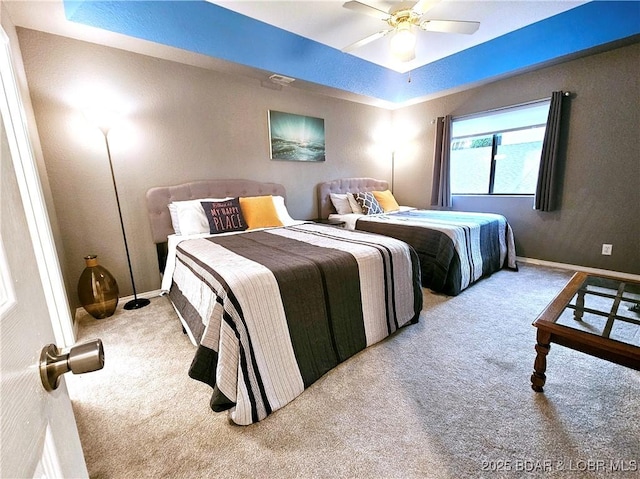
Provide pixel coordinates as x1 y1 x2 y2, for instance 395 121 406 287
67 264 640 478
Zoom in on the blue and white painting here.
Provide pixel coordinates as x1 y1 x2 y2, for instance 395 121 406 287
269 110 325 162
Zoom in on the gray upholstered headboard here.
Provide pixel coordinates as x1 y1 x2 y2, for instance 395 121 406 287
317 177 389 219
146 179 286 244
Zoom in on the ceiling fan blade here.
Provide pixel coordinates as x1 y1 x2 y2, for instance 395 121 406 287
342 29 392 52
411 0 440 15
420 20 480 34
342 1 390 20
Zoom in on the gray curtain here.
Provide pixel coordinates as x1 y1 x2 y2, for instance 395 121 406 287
430 115 452 208
535 91 566 211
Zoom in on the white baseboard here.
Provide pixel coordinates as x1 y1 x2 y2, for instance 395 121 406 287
74 263 640 322
74 289 163 322
121 289 163 302
517 257 640 281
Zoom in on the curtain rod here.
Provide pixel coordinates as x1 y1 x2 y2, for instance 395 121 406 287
432 91 572 123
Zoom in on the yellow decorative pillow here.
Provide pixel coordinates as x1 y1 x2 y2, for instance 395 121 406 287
239 196 283 229
372 190 400 212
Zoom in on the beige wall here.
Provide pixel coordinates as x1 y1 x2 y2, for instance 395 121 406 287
17 29 393 308
2 6 77 318
2 8 70 281
15 27 640 311
394 42 639 274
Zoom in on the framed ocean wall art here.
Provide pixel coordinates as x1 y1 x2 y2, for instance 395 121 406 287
268 110 325 162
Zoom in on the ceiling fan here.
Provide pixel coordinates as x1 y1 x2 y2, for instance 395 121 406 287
342 0 480 62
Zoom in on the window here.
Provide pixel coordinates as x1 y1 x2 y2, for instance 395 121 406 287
450 100 551 195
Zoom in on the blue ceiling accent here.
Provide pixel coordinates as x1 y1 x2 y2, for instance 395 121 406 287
63 1 640 105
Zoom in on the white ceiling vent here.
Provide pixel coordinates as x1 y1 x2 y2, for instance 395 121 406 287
269 74 295 86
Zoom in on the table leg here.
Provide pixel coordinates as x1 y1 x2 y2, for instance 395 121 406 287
531 330 551 392
574 288 585 321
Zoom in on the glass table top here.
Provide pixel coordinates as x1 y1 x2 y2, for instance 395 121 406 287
556 275 640 348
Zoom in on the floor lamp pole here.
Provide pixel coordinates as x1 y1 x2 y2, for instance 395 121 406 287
391 150 395 193
102 132 150 310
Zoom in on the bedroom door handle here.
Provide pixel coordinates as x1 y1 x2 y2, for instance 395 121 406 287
39 339 105 391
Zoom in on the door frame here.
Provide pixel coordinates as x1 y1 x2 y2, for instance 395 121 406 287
0 26 75 347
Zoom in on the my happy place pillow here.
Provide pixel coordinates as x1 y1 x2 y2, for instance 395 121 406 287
202 197 247 234
354 191 384 215
170 197 231 235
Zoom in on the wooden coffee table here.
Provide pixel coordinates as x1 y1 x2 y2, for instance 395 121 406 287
531 271 640 392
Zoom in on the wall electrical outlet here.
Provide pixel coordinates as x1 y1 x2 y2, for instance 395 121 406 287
602 244 613 255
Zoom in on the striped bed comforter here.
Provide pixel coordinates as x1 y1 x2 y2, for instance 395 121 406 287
169 223 422 425
354 210 517 296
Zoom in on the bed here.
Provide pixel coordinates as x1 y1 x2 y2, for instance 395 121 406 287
317 177 517 296
146 179 423 425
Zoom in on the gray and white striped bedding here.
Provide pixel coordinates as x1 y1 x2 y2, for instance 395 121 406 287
353 210 517 296
169 223 422 425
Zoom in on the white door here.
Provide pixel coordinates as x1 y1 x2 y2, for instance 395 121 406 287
0 28 88 478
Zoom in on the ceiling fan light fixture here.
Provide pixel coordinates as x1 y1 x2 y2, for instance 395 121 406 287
390 21 416 62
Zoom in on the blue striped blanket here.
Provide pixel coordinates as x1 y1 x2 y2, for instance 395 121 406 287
355 209 517 295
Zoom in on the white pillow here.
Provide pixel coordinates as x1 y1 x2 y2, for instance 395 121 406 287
330 193 352 215
170 198 231 236
347 192 363 214
272 195 297 226
168 203 182 235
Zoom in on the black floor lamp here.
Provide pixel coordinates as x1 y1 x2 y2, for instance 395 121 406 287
85 110 150 310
